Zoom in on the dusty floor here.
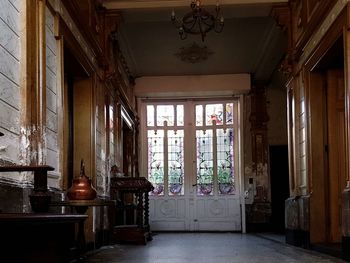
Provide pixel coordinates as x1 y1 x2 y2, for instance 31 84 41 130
85 233 347 263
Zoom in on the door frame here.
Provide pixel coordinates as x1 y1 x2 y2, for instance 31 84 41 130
137 97 246 232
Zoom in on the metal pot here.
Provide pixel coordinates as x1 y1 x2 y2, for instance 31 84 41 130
67 160 97 200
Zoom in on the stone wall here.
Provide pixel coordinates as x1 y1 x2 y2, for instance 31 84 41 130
0 0 21 167
45 6 60 189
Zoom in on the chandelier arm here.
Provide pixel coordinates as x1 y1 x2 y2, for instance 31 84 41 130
183 17 199 33
171 1 224 41
172 19 182 29
214 24 224 33
198 16 206 41
202 18 215 29
180 31 187 40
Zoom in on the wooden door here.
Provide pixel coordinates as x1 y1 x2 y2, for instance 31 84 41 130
326 69 346 243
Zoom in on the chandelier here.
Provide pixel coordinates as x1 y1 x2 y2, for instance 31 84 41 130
171 1 224 42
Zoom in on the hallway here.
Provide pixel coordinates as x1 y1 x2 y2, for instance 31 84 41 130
85 233 347 263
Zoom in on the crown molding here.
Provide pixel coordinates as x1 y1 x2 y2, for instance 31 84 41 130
103 0 288 10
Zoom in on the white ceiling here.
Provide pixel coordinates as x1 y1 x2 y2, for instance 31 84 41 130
104 1 288 82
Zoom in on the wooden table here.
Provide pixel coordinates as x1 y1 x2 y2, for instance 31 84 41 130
0 213 87 262
51 199 116 249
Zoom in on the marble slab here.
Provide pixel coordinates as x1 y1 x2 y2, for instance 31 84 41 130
46 47 57 74
0 46 20 86
46 87 57 113
45 128 58 151
0 17 19 60
46 67 57 94
0 100 19 135
46 109 58 132
0 0 20 34
0 73 19 110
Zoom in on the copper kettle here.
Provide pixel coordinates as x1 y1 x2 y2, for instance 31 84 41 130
67 159 97 200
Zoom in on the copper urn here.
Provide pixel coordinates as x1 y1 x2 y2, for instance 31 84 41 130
67 159 97 200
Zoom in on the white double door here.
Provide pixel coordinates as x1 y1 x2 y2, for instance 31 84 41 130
149 186 242 231
141 100 243 231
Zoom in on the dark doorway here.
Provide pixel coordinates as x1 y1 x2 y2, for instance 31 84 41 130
269 145 289 233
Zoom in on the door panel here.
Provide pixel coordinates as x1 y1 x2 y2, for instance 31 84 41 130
327 70 346 243
194 197 241 231
150 197 188 231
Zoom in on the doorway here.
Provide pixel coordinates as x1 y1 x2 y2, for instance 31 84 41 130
140 100 242 231
63 46 92 188
269 145 289 233
309 36 346 247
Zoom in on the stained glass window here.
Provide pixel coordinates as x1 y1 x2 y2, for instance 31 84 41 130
196 105 203 126
196 130 214 196
206 104 223 125
147 105 154 126
146 101 236 198
168 130 184 196
217 128 235 195
148 130 164 196
226 103 234 124
177 105 184 126
157 105 174 126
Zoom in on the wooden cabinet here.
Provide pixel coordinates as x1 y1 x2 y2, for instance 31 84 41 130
110 177 154 245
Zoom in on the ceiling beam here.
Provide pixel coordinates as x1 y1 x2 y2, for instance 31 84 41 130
103 0 288 9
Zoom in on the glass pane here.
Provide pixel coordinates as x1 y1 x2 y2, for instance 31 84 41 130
217 128 235 195
157 105 174 126
196 130 213 196
195 105 203 126
176 105 184 126
226 103 234 125
147 105 154 126
205 104 223 125
148 130 164 196
168 130 184 196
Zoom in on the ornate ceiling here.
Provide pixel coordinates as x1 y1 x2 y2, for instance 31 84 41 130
102 0 288 83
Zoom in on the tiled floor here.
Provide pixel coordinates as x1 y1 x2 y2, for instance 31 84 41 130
85 233 348 263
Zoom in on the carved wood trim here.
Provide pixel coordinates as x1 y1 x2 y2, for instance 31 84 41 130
294 0 336 60
303 8 346 71
57 16 94 76
61 0 103 65
271 4 293 76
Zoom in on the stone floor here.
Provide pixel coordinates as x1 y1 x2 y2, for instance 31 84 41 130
85 233 348 263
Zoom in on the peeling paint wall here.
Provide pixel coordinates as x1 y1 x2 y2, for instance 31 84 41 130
243 95 255 204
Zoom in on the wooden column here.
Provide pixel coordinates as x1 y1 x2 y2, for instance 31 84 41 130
20 0 47 165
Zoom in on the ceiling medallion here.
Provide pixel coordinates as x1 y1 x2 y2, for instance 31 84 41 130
171 0 224 42
175 42 214 64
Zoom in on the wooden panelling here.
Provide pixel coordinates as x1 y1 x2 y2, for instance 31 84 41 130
326 70 346 243
307 72 326 243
